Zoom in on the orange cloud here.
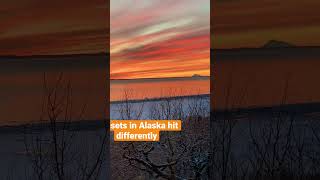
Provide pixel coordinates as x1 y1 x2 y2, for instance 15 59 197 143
111 0 210 79
0 0 109 55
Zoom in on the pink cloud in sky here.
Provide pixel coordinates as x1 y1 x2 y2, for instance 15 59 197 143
111 0 210 79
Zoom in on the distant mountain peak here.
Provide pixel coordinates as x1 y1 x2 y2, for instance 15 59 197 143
192 74 202 77
262 40 295 48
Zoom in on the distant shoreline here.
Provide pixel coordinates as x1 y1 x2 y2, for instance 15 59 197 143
0 53 109 74
2 101 320 132
111 94 210 104
0 94 210 130
212 46 320 60
0 52 108 59
111 76 210 82
0 119 108 134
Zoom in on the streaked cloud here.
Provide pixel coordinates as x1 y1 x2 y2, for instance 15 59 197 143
111 0 210 79
0 0 109 55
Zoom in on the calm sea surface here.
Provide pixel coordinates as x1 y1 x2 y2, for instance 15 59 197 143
111 77 210 102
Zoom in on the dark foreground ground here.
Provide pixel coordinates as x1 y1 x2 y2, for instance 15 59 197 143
1 102 320 179
210 102 320 180
0 120 109 179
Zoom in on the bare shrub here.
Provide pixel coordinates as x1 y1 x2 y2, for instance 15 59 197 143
23 72 108 180
111 90 210 180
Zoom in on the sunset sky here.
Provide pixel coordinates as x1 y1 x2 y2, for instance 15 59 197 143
213 0 320 49
111 0 210 79
0 0 108 55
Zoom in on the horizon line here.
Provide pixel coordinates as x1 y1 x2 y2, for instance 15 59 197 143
0 52 109 58
110 75 210 81
212 45 320 51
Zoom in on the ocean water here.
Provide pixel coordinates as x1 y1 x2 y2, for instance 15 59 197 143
110 77 210 102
